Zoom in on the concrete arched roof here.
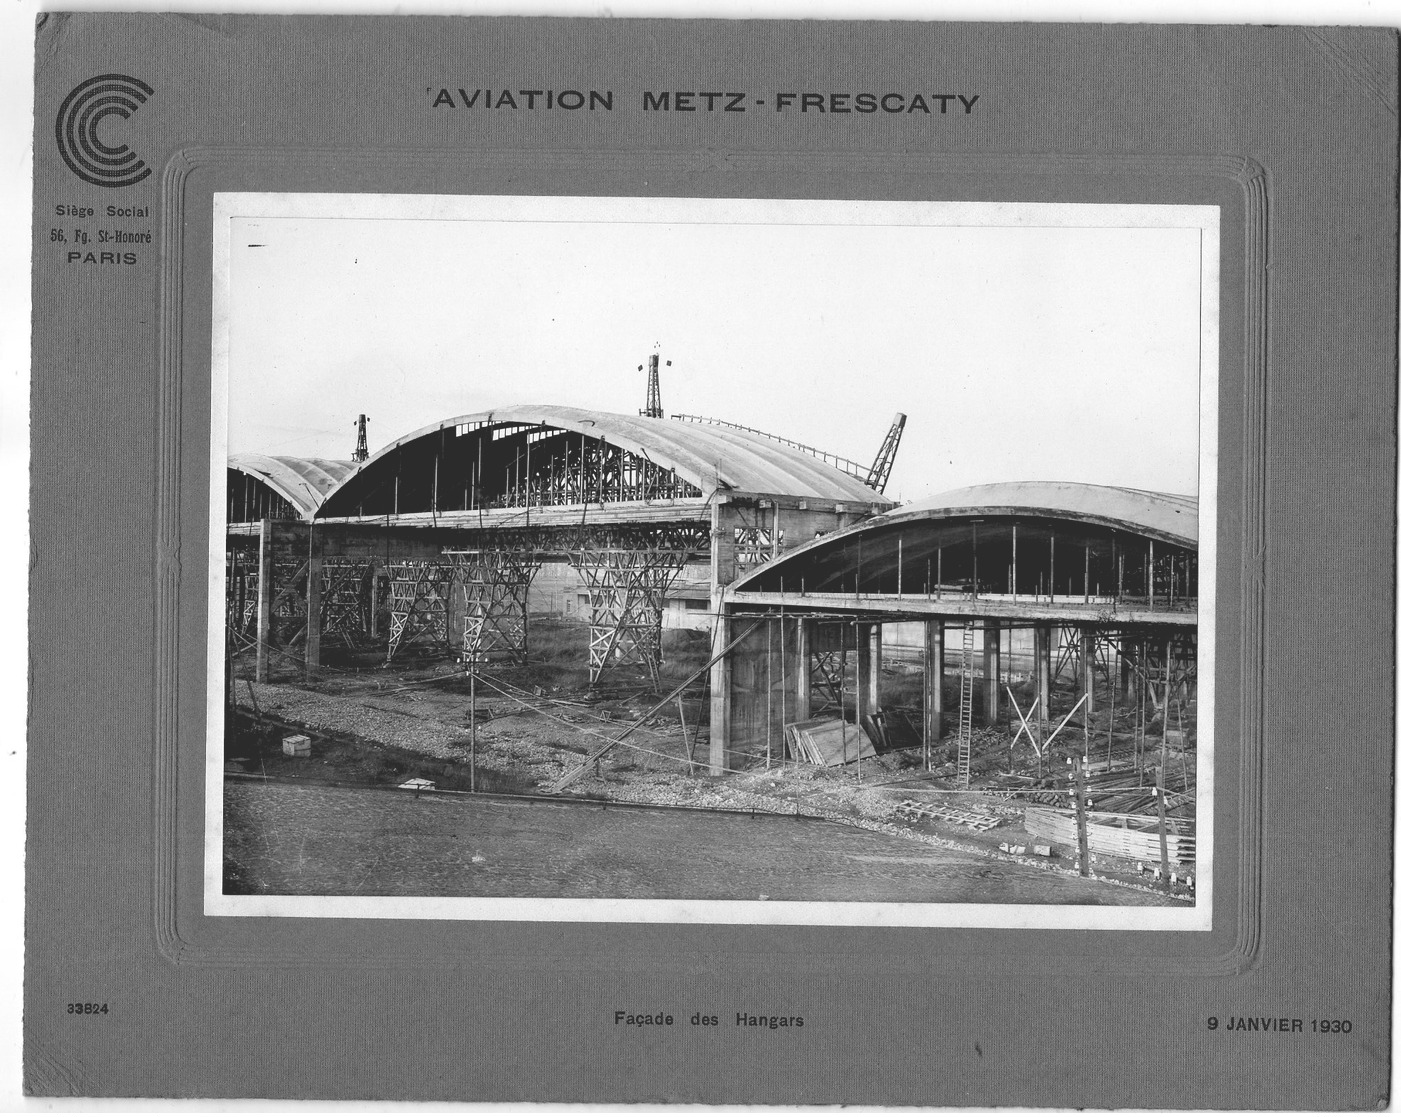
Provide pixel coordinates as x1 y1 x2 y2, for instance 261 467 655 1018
874 482 1199 547
317 405 890 517
229 454 358 520
731 480 1198 592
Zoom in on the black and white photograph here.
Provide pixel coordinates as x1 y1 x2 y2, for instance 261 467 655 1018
19 8 1396 1106
209 193 1218 927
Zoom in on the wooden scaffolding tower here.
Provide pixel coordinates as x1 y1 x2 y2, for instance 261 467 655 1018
445 549 541 663
384 561 455 661
571 547 687 685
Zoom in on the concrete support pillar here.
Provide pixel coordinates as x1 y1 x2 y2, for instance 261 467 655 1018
707 500 740 773
304 530 323 676
769 616 805 763
1035 623 1053 735
795 618 813 722
981 621 1001 724
1079 627 1095 718
762 617 779 766
255 519 273 683
709 499 738 604
707 607 733 776
923 621 944 743
865 623 882 711
856 623 871 720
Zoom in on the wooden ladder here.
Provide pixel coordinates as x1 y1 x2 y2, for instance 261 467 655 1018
957 622 974 788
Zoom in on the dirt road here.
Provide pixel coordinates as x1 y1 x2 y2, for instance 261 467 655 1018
224 780 1177 905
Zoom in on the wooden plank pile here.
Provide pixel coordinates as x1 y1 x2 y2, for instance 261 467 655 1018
896 800 1004 831
1084 765 1191 815
784 718 877 767
1024 806 1196 864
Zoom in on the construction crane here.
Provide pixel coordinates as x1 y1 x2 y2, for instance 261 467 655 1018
352 414 370 462
638 352 668 418
672 409 909 494
864 412 906 494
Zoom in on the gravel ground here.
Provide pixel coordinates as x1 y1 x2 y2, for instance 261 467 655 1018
235 678 1190 906
225 781 1177 905
242 679 576 782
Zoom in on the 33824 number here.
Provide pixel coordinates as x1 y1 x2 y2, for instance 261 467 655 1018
65 1003 107 1015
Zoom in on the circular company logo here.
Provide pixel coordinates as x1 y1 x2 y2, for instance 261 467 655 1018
55 74 154 188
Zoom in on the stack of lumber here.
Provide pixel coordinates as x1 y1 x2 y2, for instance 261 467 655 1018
784 718 877 767
1085 766 1191 815
1024 806 1196 864
897 800 1003 831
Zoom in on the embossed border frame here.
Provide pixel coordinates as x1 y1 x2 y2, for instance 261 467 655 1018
154 149 1264 977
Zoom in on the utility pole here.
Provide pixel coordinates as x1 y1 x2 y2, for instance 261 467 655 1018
1155 772 1171 891
352 414 370 462
467 653 480 792
1070 751 1092 874
1157 635 1173 891
1071 754 1091 877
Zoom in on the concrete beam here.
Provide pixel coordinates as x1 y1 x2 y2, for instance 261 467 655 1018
317 499 712 531
723 589 1195 629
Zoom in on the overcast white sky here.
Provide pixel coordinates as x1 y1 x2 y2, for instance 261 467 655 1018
221 195 1212 501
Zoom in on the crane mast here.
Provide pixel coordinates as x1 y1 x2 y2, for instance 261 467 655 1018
639 353 664 418
352 414 370 462
865 412 906 494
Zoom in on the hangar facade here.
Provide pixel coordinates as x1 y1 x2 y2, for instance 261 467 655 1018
708 481 1200 779
227 405 893 683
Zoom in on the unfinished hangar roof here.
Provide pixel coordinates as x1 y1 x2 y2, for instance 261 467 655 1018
315 405 891 519
731 481 1199 598
873 482 1199 548
228 454 358 520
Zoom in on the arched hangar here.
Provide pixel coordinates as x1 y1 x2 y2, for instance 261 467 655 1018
314 404 889 522
227 453 357 524
230 406 893 682
709 481 1201 775
728 481 1198 605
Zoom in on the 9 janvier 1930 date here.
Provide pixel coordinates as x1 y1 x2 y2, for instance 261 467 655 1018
1208 1016 1352 1033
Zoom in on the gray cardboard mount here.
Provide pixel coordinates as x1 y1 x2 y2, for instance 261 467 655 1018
26 14 1396 1106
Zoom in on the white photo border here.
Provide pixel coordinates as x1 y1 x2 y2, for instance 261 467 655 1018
206 193 1219 930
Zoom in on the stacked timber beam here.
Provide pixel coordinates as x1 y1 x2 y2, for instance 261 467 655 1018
783 718 876 766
